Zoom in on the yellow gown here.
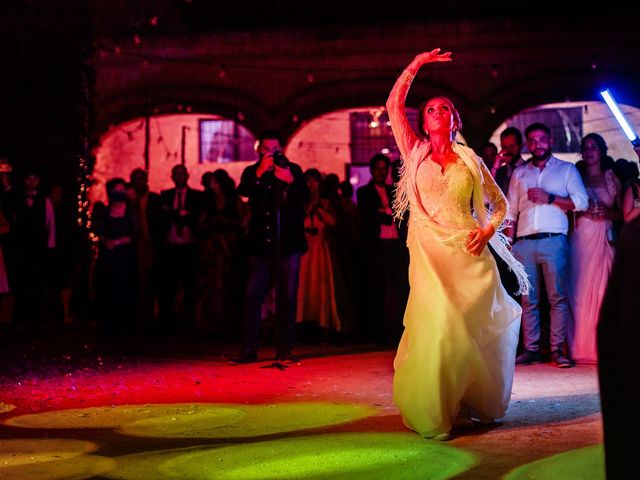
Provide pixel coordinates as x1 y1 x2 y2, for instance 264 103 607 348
386 67 526 438
392 150 522 437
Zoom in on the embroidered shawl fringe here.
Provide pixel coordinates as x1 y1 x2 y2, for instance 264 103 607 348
393 141 530 295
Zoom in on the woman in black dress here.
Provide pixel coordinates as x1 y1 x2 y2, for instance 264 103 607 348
93 178 138 336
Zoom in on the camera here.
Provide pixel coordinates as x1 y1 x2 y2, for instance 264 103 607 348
272 150 289 168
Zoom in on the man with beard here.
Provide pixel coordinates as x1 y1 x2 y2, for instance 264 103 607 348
503 123 588 368
491 126 527 195
489 127 528 300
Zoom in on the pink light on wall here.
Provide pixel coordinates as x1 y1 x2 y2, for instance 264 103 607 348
91 114 255 204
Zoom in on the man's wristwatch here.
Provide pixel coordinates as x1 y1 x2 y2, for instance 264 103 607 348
547 193 556 204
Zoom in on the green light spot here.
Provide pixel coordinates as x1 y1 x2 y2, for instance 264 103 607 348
108 433 476 480
504 444 604 480
6 402 378 439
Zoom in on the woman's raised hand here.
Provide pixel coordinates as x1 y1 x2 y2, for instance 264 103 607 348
413 49 452 67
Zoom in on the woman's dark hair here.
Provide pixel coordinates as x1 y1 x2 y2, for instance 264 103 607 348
105 177 126 196
479 142 498 156
581 132 608 157
338 180 353 198
201 169 237 217
304 168 322 183
613 158 640 186
212 169 236 198
369 153 390 171
576 133 613 176
201 171 214 189
417 97 462 139
524 122 551 138
321 173 340 199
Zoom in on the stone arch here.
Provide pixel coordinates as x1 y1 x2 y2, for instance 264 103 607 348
93 84 274 144
273 76 476 142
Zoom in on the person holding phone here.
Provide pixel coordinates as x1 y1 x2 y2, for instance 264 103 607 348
491 126 527 195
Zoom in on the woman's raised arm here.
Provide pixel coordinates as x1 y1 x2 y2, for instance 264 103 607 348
386 48 452 159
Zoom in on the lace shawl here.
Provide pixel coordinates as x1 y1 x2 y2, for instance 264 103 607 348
393 141 531 295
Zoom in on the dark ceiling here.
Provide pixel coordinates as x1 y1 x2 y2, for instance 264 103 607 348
4 0 625 38
1 0 638 175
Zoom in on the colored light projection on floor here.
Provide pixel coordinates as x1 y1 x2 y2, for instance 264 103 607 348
6 402 376 438
0 439 115 480
504 444 604 480
109 433 476 480
2 400 605 480
1 402 477 479
0 403 14 414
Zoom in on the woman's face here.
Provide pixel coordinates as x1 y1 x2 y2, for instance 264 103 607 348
125 186 137 202
108 183 127 202
423 97 456 135
307 176 320 193
581 137 602 167
209 176 221 194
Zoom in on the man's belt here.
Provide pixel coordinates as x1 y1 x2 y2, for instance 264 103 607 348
517 232 564 241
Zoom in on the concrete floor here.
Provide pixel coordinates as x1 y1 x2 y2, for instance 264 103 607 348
0 339 604 479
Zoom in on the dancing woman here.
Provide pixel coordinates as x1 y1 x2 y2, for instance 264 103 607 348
388 49 529 439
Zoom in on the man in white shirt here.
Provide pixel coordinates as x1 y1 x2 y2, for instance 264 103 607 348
504 122 588 368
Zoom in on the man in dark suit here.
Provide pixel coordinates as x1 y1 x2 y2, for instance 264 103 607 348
357 153 408 344
10 167 56 334
157 164 201 335
490 126 526 195
230 130 309 364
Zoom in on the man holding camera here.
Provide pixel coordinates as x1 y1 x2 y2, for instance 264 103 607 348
231 130 309 364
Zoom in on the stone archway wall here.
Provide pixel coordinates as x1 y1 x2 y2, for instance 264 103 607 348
93 17 640 158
